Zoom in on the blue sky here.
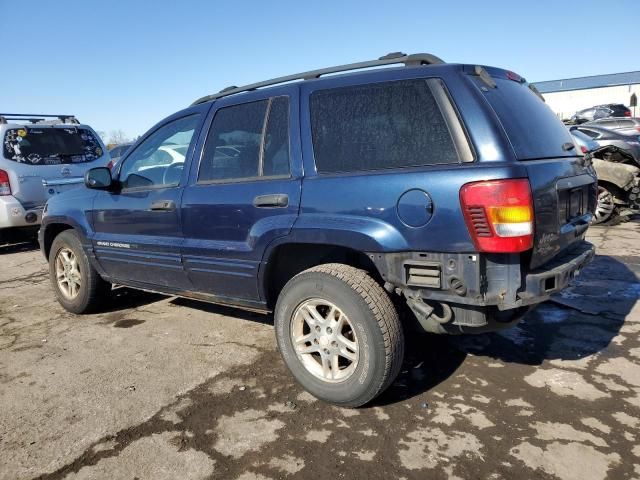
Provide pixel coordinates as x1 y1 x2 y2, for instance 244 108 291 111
1 0 637 140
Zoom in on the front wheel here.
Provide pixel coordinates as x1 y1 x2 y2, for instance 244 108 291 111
49 230 110 313
274 263 404 407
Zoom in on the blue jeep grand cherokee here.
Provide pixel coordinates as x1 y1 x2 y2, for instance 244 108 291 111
40 53 596 407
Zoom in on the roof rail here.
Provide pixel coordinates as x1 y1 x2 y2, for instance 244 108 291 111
191 52 445 105
0 113 79 125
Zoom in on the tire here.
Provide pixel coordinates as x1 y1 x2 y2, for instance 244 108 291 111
274 263 404 407
49 230 110 314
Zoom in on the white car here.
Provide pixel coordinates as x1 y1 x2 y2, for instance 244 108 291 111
0 113 109 239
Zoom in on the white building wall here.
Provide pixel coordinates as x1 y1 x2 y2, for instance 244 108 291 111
542 84 640 119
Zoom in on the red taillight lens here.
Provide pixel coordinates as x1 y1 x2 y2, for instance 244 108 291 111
625 111 631 117
0 169 11 196
107 160 113 169
580 145 588 154
460 179 534 253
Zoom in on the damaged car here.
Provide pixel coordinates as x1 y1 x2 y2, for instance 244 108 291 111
41 53 597 407
570 128 640 224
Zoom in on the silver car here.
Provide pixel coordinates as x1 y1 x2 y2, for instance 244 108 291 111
585 117 640 135
0 114 109 237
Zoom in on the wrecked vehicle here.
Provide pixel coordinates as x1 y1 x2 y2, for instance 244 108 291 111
570 128 640 224
40 53 596 407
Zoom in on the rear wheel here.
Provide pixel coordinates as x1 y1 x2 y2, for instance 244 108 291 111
274 263 404 407
593 185 616 225
49 230 110 313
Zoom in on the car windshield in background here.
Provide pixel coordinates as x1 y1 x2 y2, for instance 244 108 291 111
2 127 103 165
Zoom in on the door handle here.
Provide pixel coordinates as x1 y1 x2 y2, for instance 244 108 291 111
150 200 176 211
253 194 289 208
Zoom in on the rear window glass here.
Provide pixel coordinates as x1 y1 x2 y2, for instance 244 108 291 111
3 127 103 165
310 79 459 173
479 77 577 160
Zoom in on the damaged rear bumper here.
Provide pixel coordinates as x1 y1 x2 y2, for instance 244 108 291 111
518 241 595 305
370 241 595 334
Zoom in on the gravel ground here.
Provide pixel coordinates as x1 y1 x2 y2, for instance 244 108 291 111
0 222 639 480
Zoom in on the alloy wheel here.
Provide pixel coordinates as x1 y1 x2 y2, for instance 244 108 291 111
290 299 359 383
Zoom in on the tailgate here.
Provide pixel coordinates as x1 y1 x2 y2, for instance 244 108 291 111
525 158 596 268
10 163 86 207
2 125 106 207
467 67 597 268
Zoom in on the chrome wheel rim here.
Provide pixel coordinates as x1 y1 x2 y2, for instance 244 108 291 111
55 248 82 300
291 299 359 383
594 186 614 224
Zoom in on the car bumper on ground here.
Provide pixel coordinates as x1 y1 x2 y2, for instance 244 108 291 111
0 196 43 230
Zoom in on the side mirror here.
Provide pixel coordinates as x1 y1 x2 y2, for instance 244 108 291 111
85 167 113 190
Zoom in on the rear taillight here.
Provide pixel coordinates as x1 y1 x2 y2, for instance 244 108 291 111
106 160 113 169
460 179 534 253
580 145 588 154
625 111 632 117
0 169 11 196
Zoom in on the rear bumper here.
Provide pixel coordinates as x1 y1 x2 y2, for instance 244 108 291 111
517 241 595 305
371 240 595 334
0 196 43 229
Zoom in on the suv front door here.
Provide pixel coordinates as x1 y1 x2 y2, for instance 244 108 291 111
91 112 204 289
181 89 301 306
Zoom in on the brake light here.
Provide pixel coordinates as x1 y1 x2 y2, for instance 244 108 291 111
580 145 588 154
107 160 113 169
0 169 11 196
625 111 631 117
460 179 534 253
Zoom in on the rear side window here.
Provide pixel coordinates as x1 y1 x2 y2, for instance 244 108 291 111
198 96 290 182
310 79 462 173
578 128 600 139
3 127 103 165
481 77 577 160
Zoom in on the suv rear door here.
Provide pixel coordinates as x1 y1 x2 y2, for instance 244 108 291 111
181 88 301 304
468 68 597 268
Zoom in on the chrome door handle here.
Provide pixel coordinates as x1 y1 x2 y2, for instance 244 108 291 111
253 194 289 208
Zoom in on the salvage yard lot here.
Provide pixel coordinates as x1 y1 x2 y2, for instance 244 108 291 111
1 223 639 480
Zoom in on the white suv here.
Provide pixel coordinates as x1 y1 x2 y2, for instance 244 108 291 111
0 114 109 238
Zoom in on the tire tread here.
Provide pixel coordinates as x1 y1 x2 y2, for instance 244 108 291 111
292 263 404 405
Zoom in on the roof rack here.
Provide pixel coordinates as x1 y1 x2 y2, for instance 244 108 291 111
0 113 80 125
191 51 445 105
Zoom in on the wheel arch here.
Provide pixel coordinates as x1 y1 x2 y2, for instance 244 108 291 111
42 223 74 260
260 241 383 309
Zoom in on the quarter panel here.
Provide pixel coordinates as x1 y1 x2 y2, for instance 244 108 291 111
296 164 528 253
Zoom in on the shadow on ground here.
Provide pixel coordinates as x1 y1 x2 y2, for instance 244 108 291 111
451 254 637 366
89 252 638 407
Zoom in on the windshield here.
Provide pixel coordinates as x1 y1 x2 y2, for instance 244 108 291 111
3 127 103 165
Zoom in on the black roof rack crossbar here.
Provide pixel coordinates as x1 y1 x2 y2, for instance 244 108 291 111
191 52 445 105
0 113 78 124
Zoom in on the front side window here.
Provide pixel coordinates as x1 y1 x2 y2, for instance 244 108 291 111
119 115 200 189
198 96 290 183
310 79 459 173
3 127 103 165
